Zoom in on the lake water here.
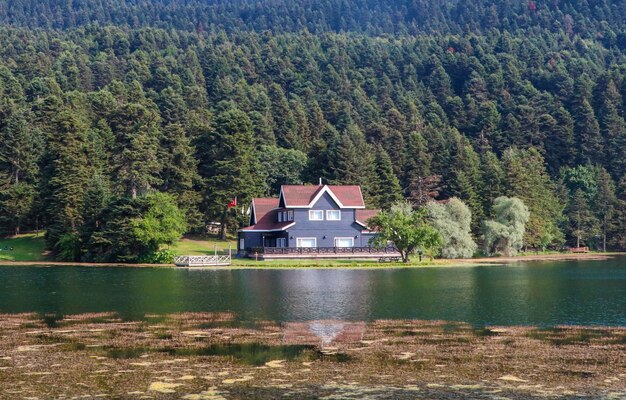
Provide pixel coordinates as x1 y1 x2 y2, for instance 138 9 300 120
1 257 625 326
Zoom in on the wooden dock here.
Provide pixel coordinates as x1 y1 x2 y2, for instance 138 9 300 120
174 254 231 267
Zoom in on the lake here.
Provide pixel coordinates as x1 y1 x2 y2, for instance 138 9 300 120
1 257 625 326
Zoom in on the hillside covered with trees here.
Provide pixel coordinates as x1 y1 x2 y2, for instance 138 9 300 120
1 0 626 261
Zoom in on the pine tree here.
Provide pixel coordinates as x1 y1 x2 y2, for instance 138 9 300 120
594 167 617 252
159 123 202 227
43 110 92 249
479 151 504 218
268 83 297 148
567 189 599 248
109 103 162 198
576 99 603 164
201 106 266 239
403 131 432 193
503 147 565 249
372 145 403 209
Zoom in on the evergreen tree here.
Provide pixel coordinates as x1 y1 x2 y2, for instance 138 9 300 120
200 106 266 239
503 148 564 249
109 103 162 198
158 123 202 227
594 167 617 252
567 189 600 248
372 145 403 209
268 83 298 148
576 99 603 164
42 110 92 249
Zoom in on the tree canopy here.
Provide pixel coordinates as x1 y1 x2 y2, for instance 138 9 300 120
1 0 626 258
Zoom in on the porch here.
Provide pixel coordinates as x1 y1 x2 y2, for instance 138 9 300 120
244 246 400 260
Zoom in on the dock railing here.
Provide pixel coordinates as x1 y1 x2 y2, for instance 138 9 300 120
249 246 398 255
174 246 232 266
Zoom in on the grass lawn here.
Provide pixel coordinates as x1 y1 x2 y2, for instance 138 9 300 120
168 235 237 256
0 233 49 262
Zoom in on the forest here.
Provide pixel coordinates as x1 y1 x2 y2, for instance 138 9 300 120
1 0 626 261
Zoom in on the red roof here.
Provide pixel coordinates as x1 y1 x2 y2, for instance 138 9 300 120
281 185 364 208
355 209 380 228
240 198 293 232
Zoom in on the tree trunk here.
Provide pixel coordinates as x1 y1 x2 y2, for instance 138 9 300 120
603 217 607 252
219 208 228 240
576 210 580 248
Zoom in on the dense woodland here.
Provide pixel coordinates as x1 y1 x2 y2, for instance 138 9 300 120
1 0 626 261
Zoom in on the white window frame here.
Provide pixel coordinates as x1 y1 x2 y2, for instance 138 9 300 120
278 212 283 222
309 210 324 221
334 237 354 248
326 210 341 221
287 210 294 221
277 238 286 248
296 237 317 248
239 238 245 250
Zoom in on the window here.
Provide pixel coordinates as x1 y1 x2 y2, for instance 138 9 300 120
296 237 317 248
239 238 245 250
334 237 354 248
326 210 341 221
277 238 286 248
309 210 324 221
288 211 294 221
278 212 283 222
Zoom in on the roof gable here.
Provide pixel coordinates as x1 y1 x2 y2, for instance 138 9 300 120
241 197 293 232
280 185 365 208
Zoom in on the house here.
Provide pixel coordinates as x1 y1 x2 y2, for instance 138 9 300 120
237 184 396 259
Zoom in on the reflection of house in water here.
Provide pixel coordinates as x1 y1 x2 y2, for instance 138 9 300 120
276 269 375 322
233 269 376 322
283 320 366 347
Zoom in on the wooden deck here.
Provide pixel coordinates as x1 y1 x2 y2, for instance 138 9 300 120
246 246 400 260
174 255 231 267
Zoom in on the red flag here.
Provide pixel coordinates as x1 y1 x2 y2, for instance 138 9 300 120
227 197 237 208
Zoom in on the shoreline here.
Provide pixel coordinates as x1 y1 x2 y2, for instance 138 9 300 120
0 252 622 269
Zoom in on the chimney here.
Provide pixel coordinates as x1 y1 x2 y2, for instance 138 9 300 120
318 177 323 186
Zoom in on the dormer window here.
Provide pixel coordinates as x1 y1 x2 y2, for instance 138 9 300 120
326 210 341 221
309 210 324 221
278 212 283 222
288 211 294 221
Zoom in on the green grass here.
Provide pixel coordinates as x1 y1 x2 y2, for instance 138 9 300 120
168 235 236 256
0 233 48 262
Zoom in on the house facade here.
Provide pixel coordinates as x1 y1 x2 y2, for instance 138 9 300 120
237 184 383 257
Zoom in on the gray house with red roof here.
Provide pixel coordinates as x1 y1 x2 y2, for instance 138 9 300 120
237 184 390 258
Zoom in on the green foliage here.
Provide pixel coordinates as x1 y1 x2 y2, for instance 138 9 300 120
0 0 626 257
139 249 176 264
258 145 307 195
87 193 185 263
483 197 530 256
503 148 564 249
427 198 477 259
54 233 81 262
132 192 187 253
368 201 442 262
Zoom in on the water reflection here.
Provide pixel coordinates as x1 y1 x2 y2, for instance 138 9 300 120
0 257 625 326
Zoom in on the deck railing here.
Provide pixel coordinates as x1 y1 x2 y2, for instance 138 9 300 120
248 246 398 255
174 255 231 267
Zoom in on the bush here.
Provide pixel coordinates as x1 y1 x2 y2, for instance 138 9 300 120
139 249 176 264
